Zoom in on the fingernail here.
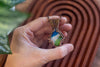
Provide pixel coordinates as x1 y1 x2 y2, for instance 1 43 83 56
60 44 74 57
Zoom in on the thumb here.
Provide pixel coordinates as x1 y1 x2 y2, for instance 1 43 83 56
41 44 74 63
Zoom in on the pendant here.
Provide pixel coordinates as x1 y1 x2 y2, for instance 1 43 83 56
48 18 64 46
50 30 64 46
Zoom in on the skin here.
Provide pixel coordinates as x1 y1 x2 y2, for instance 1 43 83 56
16 0 100 67
5 16 74 67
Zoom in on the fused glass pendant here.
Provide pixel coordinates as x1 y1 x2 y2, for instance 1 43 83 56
48 18 64 46
50 30 64 46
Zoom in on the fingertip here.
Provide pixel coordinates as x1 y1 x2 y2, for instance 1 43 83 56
60 17 67 25
66 44 74 52
66 24 72 30
60 44 74 57
61 17 67 22
60 24 72 32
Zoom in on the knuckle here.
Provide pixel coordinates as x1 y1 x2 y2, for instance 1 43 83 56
56 48 64 58
14 27 24 35
14 27 20 33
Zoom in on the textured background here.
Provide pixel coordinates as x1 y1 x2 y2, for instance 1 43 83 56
0 0 100 67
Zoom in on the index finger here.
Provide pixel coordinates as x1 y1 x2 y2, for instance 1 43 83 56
25 17 48 32
25 16 61 32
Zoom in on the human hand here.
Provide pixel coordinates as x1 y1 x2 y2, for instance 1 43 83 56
5 16 74 67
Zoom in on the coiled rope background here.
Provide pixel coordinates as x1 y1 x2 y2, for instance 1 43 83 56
23 0 100 67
